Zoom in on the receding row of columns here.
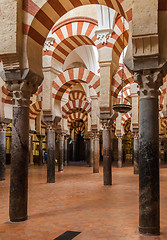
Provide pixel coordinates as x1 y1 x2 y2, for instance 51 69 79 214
0 69 164 236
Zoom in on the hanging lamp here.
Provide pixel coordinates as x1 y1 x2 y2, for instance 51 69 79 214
113 17 132 113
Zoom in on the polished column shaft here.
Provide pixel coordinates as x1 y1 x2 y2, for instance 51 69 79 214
89 137 94 167
58 133 64 172
102 119 112 185
10 105 29 222
117 136 123 168
133 133 139 174
0 126 6 181
64 137 68 166
47 127 55 183
93 133 99 173
135 71 162 235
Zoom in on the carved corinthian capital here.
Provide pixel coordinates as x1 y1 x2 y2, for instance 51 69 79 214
46 122 56 132
101 119 111 130
7 80 34 107
0 122 8 132
134 70 163 98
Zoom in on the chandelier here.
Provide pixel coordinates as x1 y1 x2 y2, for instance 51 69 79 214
113 17 132 113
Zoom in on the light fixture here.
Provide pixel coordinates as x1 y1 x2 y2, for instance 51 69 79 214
113 17 132 114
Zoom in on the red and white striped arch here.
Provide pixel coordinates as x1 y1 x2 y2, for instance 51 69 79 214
2 86 13 105
43 16 129 68
62 99 91 118
43 17 97 65
52 68 100 100
24 0 132 47
158 76 167 109
121 112 132 126
69 90 87 101
29 101 42 120
112 65 134 101
67 112 88 127
116 84 131 104
70 121 85 134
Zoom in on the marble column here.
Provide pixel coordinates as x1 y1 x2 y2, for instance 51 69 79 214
133 132 139 174
58 133 64 172
89 135 94 167
29 134 34 165
135 71 163 235
93 132 99 173
117 135 123 168
9 88 31 222
64 136 68 166
37 135 44 166
101 119 112 185
159 138 161 164
0 123 7 181
47 124 55 183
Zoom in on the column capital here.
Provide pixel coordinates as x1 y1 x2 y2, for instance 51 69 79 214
1 69 43 107
134 70 163 98
46 122 56 132
133 131 139 140
101 119 111 130
0 122 8 132
57 131 65 139
92 131 100 139
8 81 34 107
116 133 123 140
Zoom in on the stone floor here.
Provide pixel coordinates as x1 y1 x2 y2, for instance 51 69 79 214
1 165 167 240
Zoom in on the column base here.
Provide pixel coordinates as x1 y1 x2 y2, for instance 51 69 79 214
139 226 160 236
10 216 27 222
118 162 122 168
47 180 55 183
134 169 139 175
58 168 63 172
104 182 112 186
0 177 5 181
93 169 99 173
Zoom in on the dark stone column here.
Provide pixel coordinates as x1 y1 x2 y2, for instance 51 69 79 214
93 132 99 173
64 136 68 166
47 124 55 183
0 123 7 181
117 135 123 168
101 119 112 185
133 132 139 174
135 71 163 235
29 134 34 166
58 133 64 172
9 90 31 222
72 140 75 162
37 135 45 166
159 138 161 164
89 135 94 167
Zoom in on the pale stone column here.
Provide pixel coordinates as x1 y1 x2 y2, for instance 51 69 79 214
93 132 100 173
58 132 64 172
89 135 94 167
64 136 68 166
9 84 32 222
47 123 55 183
101 119 112 185
135 71 163 235
0 123 7 181
37 135 45 166
133 132 139 174
117 135 123 168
